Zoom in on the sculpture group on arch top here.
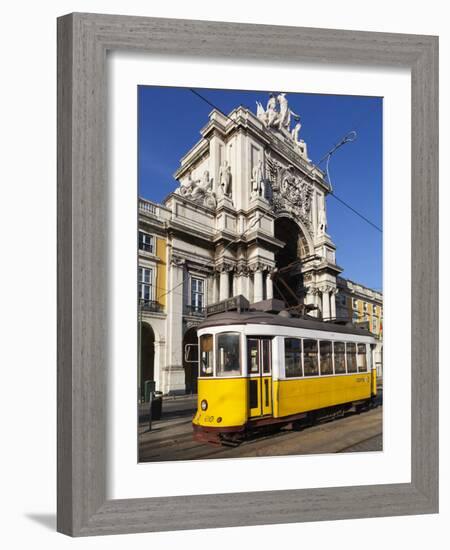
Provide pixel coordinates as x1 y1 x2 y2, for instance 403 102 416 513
175 92 327 237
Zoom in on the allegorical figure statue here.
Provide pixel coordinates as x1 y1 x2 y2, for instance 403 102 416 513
277 92 300 131
266 93 279 127
179 172 197 196
251 159 264 198
179 170 216 208
291 120 302 142
219 160 232 197
318 201 328 235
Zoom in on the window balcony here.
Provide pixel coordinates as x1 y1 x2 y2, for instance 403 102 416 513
184 305 206 317
139 299 164 313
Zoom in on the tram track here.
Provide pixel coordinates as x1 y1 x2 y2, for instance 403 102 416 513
139 406 383 461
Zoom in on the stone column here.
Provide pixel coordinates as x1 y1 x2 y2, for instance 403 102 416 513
330 289 337 320
219 268 229 300
153 340 164 392
212 273 219 304
266 272 273 300
321 287 331 320
165 257 185 394
241 268 250 301
254 268 264 303
235 268 246 297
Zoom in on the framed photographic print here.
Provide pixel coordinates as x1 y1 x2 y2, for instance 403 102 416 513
57 13 438 536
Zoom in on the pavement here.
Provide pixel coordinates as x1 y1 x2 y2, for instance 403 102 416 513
138 393 383 462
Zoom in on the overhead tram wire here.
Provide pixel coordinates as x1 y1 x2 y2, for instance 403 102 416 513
316 132 382 234
189 88 382 235
158 212 263 302
155 89 381 301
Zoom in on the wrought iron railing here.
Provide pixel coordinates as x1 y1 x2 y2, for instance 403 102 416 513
139 299 164 313
184 305 206 317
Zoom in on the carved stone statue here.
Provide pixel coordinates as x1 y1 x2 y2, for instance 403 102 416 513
277 92 299 131
256 101 266 124
291 120 302 142
179 172 197 196
219 161 232 197
177 170 216 208
266 93 279 127
251 159 264 198
318 200 328 235
191 170 213 200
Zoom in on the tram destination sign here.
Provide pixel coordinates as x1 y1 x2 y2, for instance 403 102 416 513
206 295 250 316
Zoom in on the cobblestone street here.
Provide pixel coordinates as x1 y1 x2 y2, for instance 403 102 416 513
138 395 382 462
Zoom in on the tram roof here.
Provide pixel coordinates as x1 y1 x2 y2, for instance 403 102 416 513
197 310 375 338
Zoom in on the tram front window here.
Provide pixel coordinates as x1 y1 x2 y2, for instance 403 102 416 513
217 332 241 377
200 334 214 377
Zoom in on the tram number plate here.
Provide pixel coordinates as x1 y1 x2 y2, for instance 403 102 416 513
356 376 370 383
203 415 215 423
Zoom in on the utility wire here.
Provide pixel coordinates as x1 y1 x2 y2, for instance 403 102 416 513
150 90 382 301
158 212 262 301
189 88 382 234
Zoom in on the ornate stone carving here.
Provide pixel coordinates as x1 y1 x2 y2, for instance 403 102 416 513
249 261 272 273
176 170 217 208
318 284 336 295
266 156 313 230
256 93 308 160
251 159 265 199
235 263 250 276
219 161 232 198
216 262 234 273
257 93 299 133
170 255 185 268
318 197 328 236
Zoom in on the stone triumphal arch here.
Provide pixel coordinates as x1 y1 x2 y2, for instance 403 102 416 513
155 92 344 392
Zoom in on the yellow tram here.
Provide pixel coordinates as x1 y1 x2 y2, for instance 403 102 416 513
192 306 378 445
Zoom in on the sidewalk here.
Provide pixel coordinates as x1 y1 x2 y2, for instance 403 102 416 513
138 393 197 423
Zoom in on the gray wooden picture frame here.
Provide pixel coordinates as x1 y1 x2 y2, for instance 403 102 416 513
57 12 439 537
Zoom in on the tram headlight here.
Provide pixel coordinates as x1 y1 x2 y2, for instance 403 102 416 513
201 399 208 411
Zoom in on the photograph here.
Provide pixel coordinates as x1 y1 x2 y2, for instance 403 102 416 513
137 86 383 462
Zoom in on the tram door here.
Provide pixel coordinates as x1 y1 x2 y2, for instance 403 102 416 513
247 337 273 418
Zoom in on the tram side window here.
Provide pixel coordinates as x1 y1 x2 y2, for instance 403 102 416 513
200 334 214 377
334 342 346 374
357 343 368 372
346 342 357 373
303 339 319 376
216 332 241 377
284 338 302 378
319 341 333 375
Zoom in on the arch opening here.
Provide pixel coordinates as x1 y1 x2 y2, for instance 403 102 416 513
183 326 199 394
273 217 309 307
140 322 155 402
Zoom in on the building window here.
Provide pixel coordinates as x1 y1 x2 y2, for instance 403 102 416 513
139 231 155 254
191 277 205 312
352 298 358 309
352 310 360 322
372 318 378 333
138 266 154 302
284 338 302 378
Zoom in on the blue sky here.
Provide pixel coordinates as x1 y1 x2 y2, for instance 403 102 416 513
138 86 382 291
